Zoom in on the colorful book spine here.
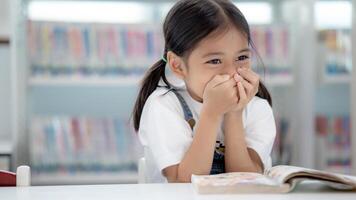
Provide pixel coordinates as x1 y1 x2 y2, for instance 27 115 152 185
28 21 291 77
28 21 165 76
250 25 290 75
30 116 142 174
317 29 352 75
315 114 351 174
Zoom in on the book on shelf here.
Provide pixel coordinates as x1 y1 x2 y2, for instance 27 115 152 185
315 114 351 174
251 25 291 75
192 165 356 194
317 29 352 76
27 21 292 78
28 21 164 76
30 116 142 175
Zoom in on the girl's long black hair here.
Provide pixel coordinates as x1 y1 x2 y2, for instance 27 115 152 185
132 0 272 132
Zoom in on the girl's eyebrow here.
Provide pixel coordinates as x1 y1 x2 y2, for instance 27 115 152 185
238 48 251 53
202 52 224 58
202 48 251 58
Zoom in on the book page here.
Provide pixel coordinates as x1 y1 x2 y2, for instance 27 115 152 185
265 165 310 183
266 165 356 189
191 172 292 194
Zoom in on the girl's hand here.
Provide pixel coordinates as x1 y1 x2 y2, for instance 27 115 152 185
229 68 260 113
237 68 260 99
202 74 238 118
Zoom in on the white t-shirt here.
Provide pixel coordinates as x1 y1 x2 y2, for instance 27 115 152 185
138 83 276 183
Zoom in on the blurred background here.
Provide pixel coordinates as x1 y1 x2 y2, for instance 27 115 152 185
0 0 355 185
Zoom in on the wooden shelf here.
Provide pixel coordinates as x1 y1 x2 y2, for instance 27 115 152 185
322 74 351 84
263 74 294 87
32 171 138 185
28 76 142 87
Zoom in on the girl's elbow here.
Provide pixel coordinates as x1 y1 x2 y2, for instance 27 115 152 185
166 175 191 183
164 165 192 183
175 173 192 183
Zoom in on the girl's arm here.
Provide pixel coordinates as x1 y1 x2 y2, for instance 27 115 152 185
163 107 221 182
163 75 238 183
223 111 263 173
224 70 264 173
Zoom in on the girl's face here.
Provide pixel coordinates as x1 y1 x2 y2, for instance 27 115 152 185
182 27 252 103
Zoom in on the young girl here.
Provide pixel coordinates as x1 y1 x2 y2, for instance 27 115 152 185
132 0 276 183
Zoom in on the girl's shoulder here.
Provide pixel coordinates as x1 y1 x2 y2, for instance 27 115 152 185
249 96 271 107
245 96 273 118
144 87 184 116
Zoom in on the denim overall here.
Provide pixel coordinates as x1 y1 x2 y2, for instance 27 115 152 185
164 87 225 175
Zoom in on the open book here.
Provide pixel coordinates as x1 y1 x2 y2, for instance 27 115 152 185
192 165 356 194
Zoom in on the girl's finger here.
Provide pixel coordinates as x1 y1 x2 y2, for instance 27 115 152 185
208 74 231 88
234 73 243 82
221 77 237 89
237 68 259 85
240 78 254 97
237 81 247 102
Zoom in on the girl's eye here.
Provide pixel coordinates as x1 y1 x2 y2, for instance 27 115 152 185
237 55 249 61
206 59 222 64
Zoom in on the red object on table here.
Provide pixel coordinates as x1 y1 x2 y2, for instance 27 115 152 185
0 170 16 186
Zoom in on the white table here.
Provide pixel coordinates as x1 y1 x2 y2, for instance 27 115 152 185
1 183 355 200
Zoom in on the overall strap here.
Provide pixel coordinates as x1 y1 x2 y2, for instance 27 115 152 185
161 86 196 130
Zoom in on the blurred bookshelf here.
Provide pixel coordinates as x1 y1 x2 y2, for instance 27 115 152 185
29 116 141 185
315 115 351 174
313 1 352 174
317 29 352 85
26 21 293 88
8 0 356 186
27 22 164 78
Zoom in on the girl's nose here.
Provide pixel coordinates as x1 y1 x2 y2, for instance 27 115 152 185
225 66 238 77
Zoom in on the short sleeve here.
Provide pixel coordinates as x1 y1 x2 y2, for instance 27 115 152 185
244 97 276 171
138 89 193 173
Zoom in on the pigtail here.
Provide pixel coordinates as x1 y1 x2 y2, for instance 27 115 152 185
132 59 172 132
256 82 272 107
